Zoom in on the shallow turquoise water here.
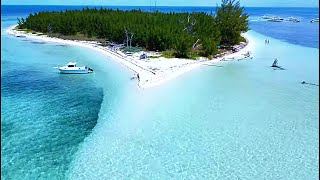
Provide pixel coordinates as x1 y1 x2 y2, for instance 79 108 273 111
1 7 319 180
1 20 135 179
67 31 319 179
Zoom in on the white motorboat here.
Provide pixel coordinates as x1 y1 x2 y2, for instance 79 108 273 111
310 18 319 23
56 62 93 74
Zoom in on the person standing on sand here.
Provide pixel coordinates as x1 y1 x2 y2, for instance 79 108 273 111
137 73 140 81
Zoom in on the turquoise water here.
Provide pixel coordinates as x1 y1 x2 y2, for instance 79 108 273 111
1 6 319 180
67 31 319 179
1 20 135 179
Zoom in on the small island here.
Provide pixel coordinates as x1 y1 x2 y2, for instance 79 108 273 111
10 0 252 88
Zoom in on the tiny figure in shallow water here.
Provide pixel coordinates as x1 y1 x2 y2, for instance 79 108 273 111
137 73 140 81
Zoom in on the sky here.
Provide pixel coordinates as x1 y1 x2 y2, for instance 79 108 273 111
1 0 319 7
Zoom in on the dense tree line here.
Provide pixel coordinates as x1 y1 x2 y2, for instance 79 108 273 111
17 0 248 58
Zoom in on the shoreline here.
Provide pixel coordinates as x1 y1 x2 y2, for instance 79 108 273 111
6 25 254 89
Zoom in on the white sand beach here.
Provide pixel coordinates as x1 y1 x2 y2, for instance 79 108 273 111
6 25 254 89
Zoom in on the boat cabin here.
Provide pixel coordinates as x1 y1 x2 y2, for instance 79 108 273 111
67 62 77 67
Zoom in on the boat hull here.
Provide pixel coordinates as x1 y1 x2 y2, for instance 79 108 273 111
58 69 90 74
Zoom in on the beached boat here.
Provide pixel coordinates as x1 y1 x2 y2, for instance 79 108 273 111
310 18 319 23
56 62 93 74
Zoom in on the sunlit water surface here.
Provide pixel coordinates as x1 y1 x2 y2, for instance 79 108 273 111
1 6 319 180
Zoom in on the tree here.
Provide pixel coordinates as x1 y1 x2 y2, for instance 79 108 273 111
174 33 193 58
47 24 53 37
201 38 218 57
17 18 22 28
215 0 249 46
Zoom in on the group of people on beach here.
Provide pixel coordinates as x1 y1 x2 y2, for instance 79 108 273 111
265 39 270 44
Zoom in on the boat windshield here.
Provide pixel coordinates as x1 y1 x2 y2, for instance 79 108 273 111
68 65 75 67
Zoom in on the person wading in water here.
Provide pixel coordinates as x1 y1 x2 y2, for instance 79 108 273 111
137 73 140 82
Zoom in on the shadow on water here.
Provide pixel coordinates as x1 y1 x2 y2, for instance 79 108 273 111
272 66 286 70
301 81 319 86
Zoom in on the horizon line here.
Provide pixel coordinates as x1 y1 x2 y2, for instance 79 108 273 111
1 4 319 8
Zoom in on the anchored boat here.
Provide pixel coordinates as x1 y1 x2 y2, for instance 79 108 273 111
286 17 300 22
261 15 273 20
268 17 284 22
271 58 285 70
56 62 93 74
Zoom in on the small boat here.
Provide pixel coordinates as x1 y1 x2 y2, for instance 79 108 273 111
310 18 319 23
271 58 285 70
267 17 283 22
271 58 278 67
261 15 272 20
286 17 300 22
15 34 26 37
268 19 283 22
56 62 93 74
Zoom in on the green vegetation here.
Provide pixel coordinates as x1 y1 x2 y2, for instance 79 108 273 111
17 0 248 58
161 50 176 58
122 46 145 53
36 33 47 36
26 29 34 33
216 0 249 45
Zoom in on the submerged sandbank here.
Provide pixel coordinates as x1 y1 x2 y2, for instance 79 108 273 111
6 25 254 89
